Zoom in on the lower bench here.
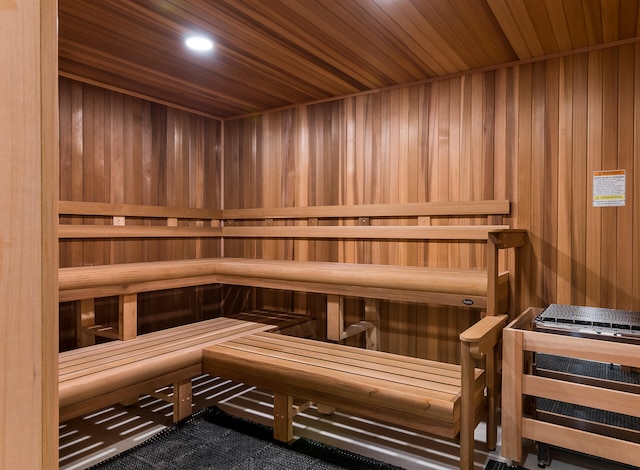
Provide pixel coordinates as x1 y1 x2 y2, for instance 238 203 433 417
58 317 276 423
202 314 507 470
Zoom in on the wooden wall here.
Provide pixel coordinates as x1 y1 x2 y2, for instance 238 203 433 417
58 42 640 363
223 42 640 361
59 77 223 266
1 0 58 467
58 77 225 346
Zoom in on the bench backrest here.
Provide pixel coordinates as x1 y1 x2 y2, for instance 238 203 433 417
59 199 511 241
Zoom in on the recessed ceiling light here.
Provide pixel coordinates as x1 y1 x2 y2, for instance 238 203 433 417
185 36 214 52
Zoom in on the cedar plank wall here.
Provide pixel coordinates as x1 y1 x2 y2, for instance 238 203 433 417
59 42 640 363
58 77 224 349
224 43 640 362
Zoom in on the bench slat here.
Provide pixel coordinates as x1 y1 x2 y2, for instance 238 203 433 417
58 318 274 408
203 332 487 427
232 332 466 378
222 225 510 240
59 224 222 238
223 336 469 395
59 258 490 298
214 259 488 296
60 318 261 371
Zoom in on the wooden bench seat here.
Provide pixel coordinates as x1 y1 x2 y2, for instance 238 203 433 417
58 317 275 422
59 257 506 307
203 314 508 470
58 200 524 344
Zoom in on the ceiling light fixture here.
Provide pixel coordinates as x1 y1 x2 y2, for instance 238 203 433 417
185 36 214 52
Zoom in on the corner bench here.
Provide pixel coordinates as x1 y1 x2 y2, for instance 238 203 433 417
57 199 523 469
58 317 275 423
203 314 507 470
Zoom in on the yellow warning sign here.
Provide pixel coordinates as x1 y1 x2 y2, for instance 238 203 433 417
593 169 625 207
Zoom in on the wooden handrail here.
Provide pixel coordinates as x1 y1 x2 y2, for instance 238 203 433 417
58 225 222 239
59 200 222 219
223 200 510 219
222 225 511 240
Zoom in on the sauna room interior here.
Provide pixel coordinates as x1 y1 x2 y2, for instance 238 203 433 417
2 1 640 469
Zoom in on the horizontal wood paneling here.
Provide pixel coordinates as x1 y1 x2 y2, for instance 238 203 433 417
224 43 640 362
58 77 223 268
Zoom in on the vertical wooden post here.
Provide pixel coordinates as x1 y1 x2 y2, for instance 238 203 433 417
273 393 294 442
326 295 344 341
0 0 58 468
76 298 97 347
119 293 138 340
487 233 499 316
485 345 498 451
364 298 380 350
459 340 476 470
501 327 524 463
173 379 193 423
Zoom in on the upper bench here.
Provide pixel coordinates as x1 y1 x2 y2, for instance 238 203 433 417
59 199 525 315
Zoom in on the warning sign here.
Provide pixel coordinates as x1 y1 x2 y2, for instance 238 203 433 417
593 169 626 207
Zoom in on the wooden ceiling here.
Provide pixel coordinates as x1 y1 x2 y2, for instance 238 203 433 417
58 0 640 120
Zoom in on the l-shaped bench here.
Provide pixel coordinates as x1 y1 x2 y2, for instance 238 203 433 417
57 199 525 470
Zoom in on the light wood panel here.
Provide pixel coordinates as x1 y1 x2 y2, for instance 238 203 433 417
58 77 223 268
224 42 640 363
59 41 640 366
1 0 58 467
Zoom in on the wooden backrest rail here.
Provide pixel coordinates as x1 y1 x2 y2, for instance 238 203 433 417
223 200 510 219
58 199 514 239
59 200 222 239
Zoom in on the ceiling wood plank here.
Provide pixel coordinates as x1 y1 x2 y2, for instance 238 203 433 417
57 0 640 118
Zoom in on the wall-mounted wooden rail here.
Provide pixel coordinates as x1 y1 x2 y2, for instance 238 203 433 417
57 199 524 470
58 199 524 346
58 201 222 239
223 200 510 219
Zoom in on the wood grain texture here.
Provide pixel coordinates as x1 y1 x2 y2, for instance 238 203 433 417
223 42 640 363
60 41 640 365
58 77 223 268
56 1 640 118
1 0 58 467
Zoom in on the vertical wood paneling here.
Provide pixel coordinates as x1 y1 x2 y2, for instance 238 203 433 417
555 58 574 304
59 42 640 365
617 44 635 310
222 42 640 362
601 47 619 307
59 77 222 268
571 53 588 305
634 44 640 314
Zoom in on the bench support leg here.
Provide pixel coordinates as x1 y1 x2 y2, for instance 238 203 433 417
173 378 193 423
460 341 476 470
76 298 96 347
326 295 345 342
273 393 294 442
364 298 380 351
485 345 498 451
119 293 137 340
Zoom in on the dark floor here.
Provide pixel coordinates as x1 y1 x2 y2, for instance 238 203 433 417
59 375 633 470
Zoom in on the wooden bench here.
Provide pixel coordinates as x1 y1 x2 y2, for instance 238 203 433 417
58 317 275 423
59 199 525 345
202 314 508 470
57 200 523 468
